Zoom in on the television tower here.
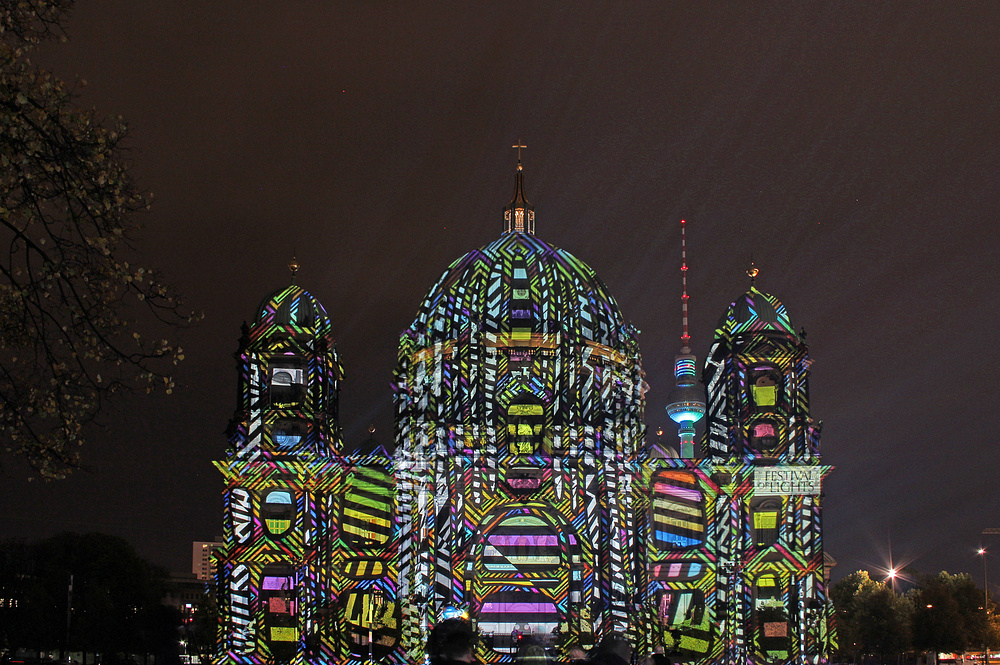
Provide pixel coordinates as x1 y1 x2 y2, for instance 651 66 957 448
665 219 706 458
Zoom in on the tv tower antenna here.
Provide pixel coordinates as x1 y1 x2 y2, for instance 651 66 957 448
666 219 707 459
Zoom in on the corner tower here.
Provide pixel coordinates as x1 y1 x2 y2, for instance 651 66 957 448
701 270 831 665
703 273 818 464
394 158 646 662
214 271 355 665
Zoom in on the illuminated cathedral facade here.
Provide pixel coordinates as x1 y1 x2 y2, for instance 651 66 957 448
212 160 833 665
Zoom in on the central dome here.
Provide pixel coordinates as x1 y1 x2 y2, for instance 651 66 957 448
405 232 637 353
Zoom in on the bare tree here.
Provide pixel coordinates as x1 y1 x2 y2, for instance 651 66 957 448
0 0 195 478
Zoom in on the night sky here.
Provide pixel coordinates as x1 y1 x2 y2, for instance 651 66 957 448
1 2 998 587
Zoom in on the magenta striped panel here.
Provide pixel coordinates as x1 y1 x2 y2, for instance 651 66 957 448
654 483 701 502
487 534 559 547
481 602 557 613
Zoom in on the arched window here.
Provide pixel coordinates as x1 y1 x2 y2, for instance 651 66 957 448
262 490 295 538
754 572 789 662
650 471 706 550
482 514 561 575
261 564 297 660
752 497 782 547
509 259 534 333
506 394 545 455
270 419 308 453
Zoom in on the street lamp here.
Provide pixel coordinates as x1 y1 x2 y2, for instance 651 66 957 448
979 549 989 665
887 568 898 594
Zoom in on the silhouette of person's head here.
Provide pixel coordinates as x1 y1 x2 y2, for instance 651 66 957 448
593 632 632 665
428 618 477 665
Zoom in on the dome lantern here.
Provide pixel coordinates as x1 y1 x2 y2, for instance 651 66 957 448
503 144 535 235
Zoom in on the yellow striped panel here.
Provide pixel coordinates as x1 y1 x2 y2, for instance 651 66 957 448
754 512 778 529
344 510 391 529
345 493 390 511
266 519 291 533
271 627 297 642
344 560 385 577
653 498 702 517
653 515 705 532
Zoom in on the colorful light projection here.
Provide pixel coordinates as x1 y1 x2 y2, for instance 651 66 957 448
394 170 646 662
635 464 719 662
693 285 832 665
389 168 833 664
211 167 834 665
629 281 834 665
214 284 402 665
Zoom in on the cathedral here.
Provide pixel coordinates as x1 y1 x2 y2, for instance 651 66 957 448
212 158 833 665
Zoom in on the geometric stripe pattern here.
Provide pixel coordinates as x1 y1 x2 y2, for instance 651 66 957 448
395 183 645 661
215 284 400 665
211 169 832 665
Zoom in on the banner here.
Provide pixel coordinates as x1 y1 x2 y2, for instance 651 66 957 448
754 467 821 496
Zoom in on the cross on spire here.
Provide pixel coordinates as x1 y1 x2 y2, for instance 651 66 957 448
512 142 527 165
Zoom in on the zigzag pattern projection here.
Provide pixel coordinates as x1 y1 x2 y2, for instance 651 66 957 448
213 233 833 665
651 471 706 549
667 286 833 665
395 230 645 662
214 285 401 665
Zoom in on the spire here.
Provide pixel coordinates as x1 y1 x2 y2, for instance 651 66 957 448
503 143 535 235
288 254 300 284
747 258 758 286
680 218 691 352
666 219 706 459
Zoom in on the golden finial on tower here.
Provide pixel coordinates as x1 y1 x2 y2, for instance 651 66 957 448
289 255 300 283
747 261 759 284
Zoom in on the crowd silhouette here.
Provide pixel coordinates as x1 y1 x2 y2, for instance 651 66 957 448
426 619 673 665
